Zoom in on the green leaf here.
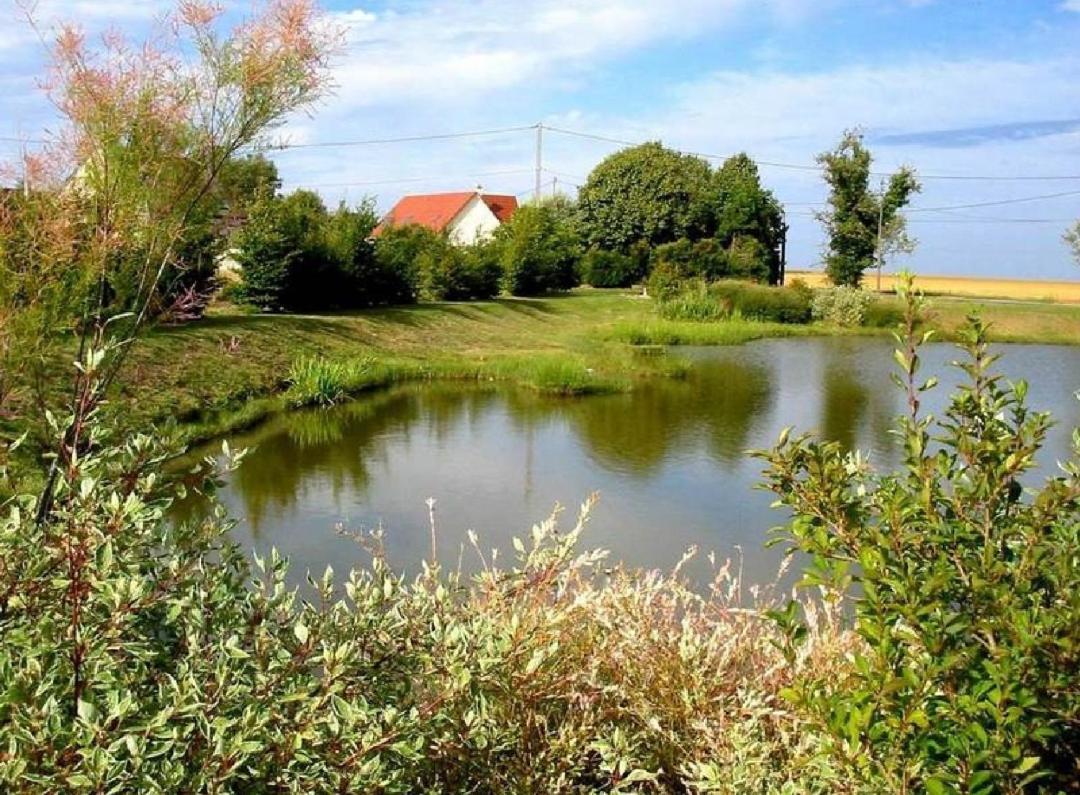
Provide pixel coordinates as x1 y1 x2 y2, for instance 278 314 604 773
294 620 309 645
1013 756 1040 775
77 698 98 724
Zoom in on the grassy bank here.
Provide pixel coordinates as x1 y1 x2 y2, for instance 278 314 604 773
115 292 679 445
14 288 1076 451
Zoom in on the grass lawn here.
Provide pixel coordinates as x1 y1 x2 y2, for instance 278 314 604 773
118 290 672 443
14 287 1080 452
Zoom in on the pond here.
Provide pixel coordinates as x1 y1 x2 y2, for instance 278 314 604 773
177 338 1080 585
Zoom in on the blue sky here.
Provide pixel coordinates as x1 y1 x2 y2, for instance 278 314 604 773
3 0 1080 278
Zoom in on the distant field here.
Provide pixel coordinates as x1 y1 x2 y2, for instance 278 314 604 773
788 270 1080 304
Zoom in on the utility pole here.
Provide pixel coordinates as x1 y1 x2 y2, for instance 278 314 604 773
534 123 543 202
552 175 558 197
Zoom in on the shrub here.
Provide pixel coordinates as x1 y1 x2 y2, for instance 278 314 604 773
0 431 855 792
760 278 1080 791
727 235 770 282
458 238 504 299
710 281 812 324
233 189 340 312
645 259 687 301
373 223 435 301
656 279 732 322
415 236 492 301
325 201 417 307
650 238 695 278
650 237 770 285
497 202 582 296
581 249 643 288
416 235 460 301
862 298 905 328
373 226 499 303
786 277 814 303
656 280 811 325
810 286 872 327
689 238 730 280
231 191 297 310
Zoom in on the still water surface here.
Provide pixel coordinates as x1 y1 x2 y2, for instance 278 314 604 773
181 339 1080 584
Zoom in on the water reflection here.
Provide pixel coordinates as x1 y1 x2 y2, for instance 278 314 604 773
177 339 1080 584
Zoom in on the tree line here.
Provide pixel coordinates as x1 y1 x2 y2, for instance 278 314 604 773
222 142 793 311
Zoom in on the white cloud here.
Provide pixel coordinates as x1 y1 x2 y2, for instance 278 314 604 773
322 0 823 109
514 56 1080 278
1060 0 1080 12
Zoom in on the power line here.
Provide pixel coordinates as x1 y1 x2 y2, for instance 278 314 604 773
906 188 1080 213
787 211 1073 224
9 118 1080 184
517 179 556 198
542 166 588 181
295 168 533 189
543 124 1080 182
784 190 1080 217
267 124 537 151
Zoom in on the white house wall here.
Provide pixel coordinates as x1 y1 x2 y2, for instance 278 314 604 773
447 195 501 244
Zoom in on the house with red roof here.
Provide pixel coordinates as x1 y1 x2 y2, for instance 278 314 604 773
374 191 518 244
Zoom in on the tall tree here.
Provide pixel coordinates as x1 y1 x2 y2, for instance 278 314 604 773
217 154 282 214
816 131 920 287
714 153 787 284
577 142 714 252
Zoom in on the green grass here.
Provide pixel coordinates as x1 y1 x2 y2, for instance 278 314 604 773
11 288 1078 457
609 317 824 346
108 292 680 445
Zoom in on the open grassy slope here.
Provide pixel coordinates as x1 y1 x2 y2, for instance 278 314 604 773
2 288 1069 456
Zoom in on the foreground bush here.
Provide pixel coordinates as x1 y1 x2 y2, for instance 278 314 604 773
235 197 420 312
0 429 858 792
760 280 1080 792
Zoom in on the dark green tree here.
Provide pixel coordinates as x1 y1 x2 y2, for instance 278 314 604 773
373 223 436 299
713 153 787 283
276 189 331 309
577 142 714 252
324 199 417 306
216 154 281 215
816 131 920 287
497 200 582 296
231 190 297 310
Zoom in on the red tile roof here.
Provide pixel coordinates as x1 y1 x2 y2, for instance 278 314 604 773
480 194 518 224
374 191 517 236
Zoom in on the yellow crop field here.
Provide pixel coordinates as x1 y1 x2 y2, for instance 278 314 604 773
787 270 1080 304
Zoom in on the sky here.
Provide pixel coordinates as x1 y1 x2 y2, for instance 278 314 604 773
2 0 1080 279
